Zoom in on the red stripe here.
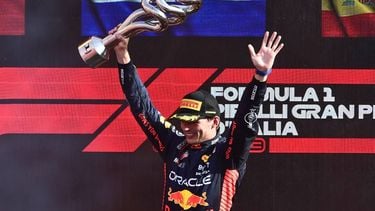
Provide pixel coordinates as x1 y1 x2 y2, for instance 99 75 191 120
219 169 239 211
0 67 156 153
340 13 375 37
0 67 156 99
0 67 215 152
0 104 120 135
322 11 375 37
0 0 25 35
212 68 375 84
4 68 375 100
322 11 346 37
269 138 375 153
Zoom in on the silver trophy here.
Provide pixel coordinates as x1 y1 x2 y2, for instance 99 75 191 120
78 0 202 68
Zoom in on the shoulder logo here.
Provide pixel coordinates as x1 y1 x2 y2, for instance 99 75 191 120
244 109 257 128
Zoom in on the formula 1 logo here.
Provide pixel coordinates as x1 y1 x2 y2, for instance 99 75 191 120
1 67 375 153
0 67 265 153
0 67 218 152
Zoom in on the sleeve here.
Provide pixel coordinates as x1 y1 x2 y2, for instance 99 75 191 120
118 62 181 159
224 76 267 179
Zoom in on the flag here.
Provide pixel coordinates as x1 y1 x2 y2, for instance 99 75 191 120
322 0 375 37
81 0 266 37
0 0 25 35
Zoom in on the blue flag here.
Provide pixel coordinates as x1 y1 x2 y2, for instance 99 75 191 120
81 0 265 37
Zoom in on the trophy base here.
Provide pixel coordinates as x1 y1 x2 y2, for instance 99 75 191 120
78 36 109 68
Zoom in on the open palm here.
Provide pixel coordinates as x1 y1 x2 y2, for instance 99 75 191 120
248 31 284 71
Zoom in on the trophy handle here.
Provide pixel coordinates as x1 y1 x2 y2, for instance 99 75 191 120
78 36 109 68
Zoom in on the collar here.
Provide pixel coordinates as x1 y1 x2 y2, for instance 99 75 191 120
188 134 220 150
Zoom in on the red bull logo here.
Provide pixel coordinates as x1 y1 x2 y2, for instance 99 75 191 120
168 188 209 210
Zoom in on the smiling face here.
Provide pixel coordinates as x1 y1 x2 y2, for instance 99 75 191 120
180 116 220 144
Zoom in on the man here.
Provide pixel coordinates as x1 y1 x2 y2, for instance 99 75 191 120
113 31 283 210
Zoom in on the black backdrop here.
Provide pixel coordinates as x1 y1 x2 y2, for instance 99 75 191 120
1 0 375 211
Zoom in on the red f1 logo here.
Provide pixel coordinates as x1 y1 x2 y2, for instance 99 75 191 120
0 67 217 152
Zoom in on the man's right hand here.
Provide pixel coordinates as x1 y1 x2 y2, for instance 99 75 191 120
109 26 131 64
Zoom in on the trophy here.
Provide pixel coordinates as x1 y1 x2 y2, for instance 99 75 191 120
78 0 202 68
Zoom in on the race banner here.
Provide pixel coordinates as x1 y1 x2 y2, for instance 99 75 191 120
81 0 266 37
322 0 375 37
1 67 374 154
211 68 375 153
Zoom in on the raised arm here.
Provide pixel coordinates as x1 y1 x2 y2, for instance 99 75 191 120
112 32 179 158
225 31 284 175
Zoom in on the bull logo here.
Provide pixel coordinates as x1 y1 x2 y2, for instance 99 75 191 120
168 188 209 210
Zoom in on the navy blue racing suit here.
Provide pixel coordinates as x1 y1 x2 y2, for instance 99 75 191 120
118 62 267 211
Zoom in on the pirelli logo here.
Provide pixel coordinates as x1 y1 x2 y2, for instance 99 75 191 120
180 99 202 111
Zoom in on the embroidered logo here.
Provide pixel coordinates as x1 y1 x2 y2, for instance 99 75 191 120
244 109 257 129
168 188 209 210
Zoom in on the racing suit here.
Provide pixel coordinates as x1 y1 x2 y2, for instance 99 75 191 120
118 62 267 211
